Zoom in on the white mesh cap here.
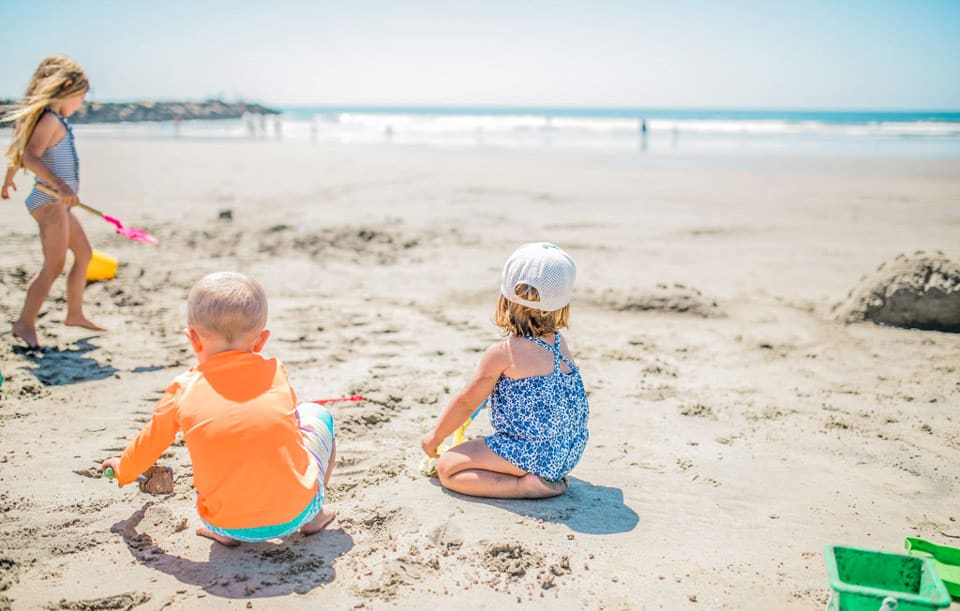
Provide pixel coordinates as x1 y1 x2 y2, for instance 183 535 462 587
500 242 577 312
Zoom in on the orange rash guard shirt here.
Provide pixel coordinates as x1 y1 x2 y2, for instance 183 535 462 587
117 351 319 529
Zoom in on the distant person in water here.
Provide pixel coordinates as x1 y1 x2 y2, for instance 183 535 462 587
1 55 104 349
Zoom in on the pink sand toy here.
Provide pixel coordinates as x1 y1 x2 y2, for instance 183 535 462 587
36 184 158 245
311 395 363 406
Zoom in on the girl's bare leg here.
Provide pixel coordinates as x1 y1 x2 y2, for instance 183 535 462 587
436 439 568 499
13 204 69 348
63 211 104 330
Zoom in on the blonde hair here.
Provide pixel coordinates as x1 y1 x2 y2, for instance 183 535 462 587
187 272 268 343
494 283 570 337
3 55 90 169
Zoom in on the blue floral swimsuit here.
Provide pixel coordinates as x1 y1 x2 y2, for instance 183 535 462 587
484 334 590 482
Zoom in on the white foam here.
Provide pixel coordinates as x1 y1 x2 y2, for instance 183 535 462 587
47 110 960 158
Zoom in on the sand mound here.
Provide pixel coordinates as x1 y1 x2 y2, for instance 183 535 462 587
833 251 960 331
585 284 722 318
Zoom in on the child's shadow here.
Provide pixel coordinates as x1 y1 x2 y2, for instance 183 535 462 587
15 337 118 385
442 476 639 535
111 502 354 599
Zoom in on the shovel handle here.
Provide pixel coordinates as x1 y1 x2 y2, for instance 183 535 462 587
34 183 106 218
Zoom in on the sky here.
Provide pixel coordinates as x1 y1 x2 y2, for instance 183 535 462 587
2 0 959 110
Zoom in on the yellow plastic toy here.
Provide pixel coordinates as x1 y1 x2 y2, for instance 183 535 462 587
86 249 118 282
419 399 488 477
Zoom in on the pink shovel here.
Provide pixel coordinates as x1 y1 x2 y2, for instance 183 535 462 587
312 395 363 406
36 184 158 245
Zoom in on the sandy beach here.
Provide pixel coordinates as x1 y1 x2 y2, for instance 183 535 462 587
0 137 958 609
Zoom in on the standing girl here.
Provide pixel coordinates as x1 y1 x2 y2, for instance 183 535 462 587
421 242 590 498
2 55 103 349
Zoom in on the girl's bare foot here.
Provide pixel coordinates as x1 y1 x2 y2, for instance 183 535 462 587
301 507 336 536
195 526 241 547
519 473 568 498
64 315 106 331
12 321 40 349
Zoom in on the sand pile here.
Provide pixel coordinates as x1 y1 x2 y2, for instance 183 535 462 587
834 251 960 331
584 283 722 318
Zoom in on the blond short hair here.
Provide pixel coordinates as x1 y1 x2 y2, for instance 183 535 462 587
494 283 570 337
187 272 267 343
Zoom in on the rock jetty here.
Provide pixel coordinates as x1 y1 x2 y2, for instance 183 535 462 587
0 99 279 123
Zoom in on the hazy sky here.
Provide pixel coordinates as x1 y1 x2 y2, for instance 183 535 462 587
2 0 958 109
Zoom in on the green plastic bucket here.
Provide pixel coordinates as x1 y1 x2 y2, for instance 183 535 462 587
825 545 951 610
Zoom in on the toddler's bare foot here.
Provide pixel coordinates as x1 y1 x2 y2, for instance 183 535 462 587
12 321 40 349
195 526 241 547
520 474 568 498
301 507 336 536
64 315 106 331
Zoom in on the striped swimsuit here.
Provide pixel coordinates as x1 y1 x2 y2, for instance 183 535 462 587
24 109 79 213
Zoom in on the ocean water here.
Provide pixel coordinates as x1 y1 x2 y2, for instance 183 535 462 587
54 107 960 158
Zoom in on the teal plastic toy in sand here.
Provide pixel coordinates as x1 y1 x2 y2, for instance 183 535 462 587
824 545 950 610
905 537 960 600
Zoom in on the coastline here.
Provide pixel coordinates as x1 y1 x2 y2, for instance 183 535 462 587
0 137 958 609
3 104 958 158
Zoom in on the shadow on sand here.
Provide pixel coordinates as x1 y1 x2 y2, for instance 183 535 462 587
111 503 354 599
439 476 639 535
14 337 118 385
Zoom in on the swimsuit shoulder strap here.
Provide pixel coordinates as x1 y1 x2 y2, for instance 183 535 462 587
523 334 577 373
45 108 71 131
553 332 577 372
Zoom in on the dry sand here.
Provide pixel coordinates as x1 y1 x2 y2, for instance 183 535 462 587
0 138 958 610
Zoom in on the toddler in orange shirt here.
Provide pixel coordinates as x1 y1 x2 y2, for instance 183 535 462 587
101 272 336 546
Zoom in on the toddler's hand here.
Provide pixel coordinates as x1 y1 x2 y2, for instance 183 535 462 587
101 457 121 487
421 432 441 458
0 180 14 200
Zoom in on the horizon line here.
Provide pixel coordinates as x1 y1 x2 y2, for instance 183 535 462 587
2 96 959 114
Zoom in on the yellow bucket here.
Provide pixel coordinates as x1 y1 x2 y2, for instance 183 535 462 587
86 249 118 282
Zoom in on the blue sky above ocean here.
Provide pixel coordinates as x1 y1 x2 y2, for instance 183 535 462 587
2 0 959 110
